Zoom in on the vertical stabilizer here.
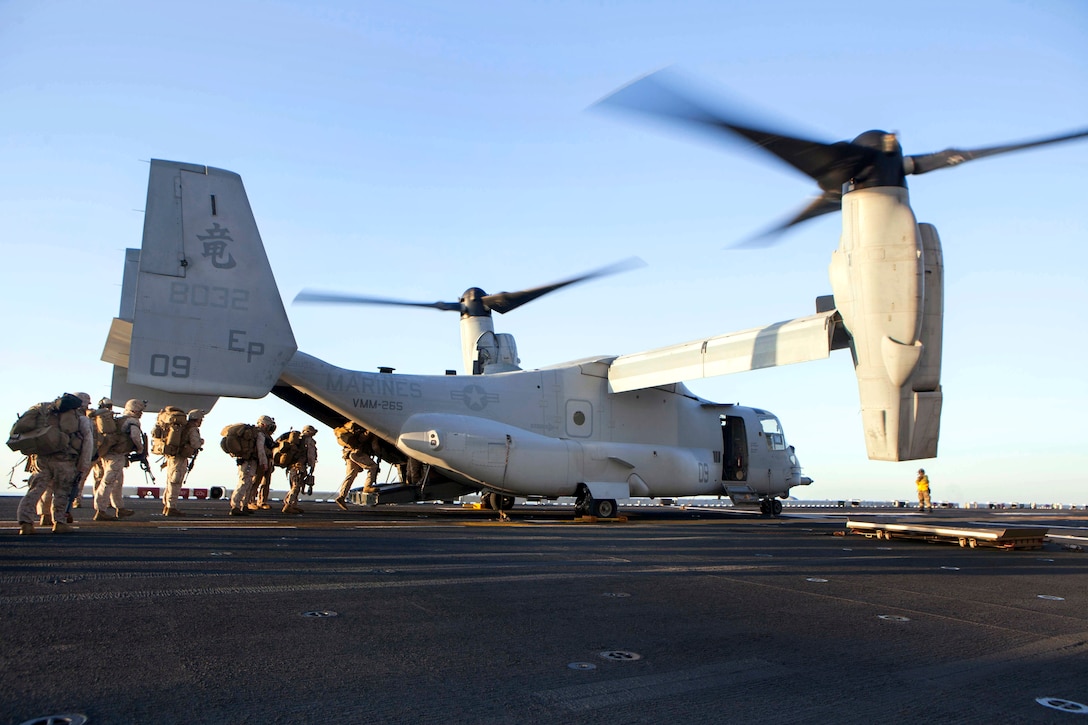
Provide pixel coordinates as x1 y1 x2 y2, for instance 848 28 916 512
101 249 218 412
123 160 297 398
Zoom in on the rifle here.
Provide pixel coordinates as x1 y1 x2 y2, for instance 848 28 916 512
129 451 157 483
67 469 84 509
180 447 201 487
129 432 156 483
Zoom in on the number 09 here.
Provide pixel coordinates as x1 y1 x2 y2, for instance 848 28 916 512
149 354 191 378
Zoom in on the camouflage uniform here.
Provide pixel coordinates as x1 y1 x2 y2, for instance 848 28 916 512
68 397 107 510
252 461 273 510
283 426 318 514
230 416 273 516
17 394 94 535
83 399 114 507
93 399 144 521
334 429 379 510
162 410 204 516
37 392 93 524
247 427 275 510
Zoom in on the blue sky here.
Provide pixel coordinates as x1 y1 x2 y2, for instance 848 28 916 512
1 0 1086 503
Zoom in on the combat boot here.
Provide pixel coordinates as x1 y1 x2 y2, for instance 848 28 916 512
334 497 348 511
18 522 35 535
93 511 116 521
52 522 75 534
117 508 135 518
166 508 184 517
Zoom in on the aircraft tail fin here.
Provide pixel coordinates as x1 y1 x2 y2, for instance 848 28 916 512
103 160 297 401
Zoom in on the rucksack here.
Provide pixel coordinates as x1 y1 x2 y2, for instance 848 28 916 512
6 394 84 457
273 430 306 469
151 406 188 456
220 423 258 459
334 422 369 452
95 411 137 455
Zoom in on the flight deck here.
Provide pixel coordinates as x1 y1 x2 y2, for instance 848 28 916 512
2 498 1087 724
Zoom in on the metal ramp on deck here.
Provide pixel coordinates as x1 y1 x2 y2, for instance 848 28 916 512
348 480 476 506
846 519 1048 550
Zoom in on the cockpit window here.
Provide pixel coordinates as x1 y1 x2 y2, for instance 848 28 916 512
758 414 787 451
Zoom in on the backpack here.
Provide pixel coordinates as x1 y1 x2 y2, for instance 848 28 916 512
178 422 200 458
151 406 187 456
96 411 137 455
8 404 57 454
334 422 369 452
220 423 258 459
6 399 80 456
273 430 306 469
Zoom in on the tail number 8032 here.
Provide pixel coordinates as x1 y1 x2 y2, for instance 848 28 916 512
170 282 249 311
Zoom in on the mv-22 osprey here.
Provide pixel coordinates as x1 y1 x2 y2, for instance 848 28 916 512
101 71 1087 518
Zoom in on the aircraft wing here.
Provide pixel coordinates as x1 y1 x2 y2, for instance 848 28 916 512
608 309 845 393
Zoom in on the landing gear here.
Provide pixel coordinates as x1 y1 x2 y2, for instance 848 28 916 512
592 498 617 518
574 489 589 517
482 492 515 511
574 486 618 518
760 498 783 517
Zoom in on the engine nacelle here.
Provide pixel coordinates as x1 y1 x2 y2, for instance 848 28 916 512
397 413 579 496
830 187 943 461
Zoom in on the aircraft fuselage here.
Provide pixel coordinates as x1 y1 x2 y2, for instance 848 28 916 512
278 352 806 502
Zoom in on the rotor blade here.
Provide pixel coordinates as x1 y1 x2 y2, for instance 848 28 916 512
730 190 844 249
596 69 877 191
907 128 1088 175
293 290 462 312
483 257 646 314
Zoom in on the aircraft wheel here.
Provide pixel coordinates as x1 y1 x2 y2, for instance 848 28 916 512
759 500 770 516
593 498 617 519
574 487 590 517
771 500 783 517
481 492 496 510
497 494 515 511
